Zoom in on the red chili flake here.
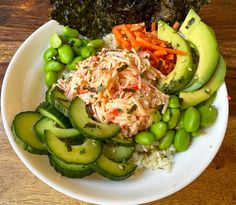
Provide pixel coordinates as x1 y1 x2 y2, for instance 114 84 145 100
227 95 232 101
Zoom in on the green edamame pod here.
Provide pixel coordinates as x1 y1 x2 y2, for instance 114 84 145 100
81 46 96 59
87 39 105 49
50 33 62 48
176 111 185 129
183 107 200 132
135 131 155 145
162 108 171 122
68 38 82 47
153 109 161 123
62 26 79 38
168 95 180 108
45 71 58 87
150 121 167 140
159 130 175 150
58 44 74 64
43 60 63 73
67 56 83 71
174 128 190 152
198 105 218 128
43 48 57 62
191 128 204 137
168 108 181 129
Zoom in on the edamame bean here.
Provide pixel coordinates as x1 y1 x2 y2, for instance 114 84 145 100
167 108 181 129
72 46 82 56
191 128 204 137
183 107 200 132
87 39 105 49
67 56 83 71
50 33 62 48
135 131 155 145
44 60 63 73
174 128 190 152
168 95 180 108
176 111 185 129
198 105 218 127
69 38 82 47
45 71 58 87
58 44 74 64
159 130 175 150
82 39 89 46
153 109 161 123
81 46 96 59
162 108 171 122
62 26 79 38
43 48 57 62
150 121 167 140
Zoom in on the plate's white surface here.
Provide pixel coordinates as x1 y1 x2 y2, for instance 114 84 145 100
1 20 229 205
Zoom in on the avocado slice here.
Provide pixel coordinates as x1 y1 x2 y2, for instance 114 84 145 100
157 21 194 93
180 9 219 92
179 55 226 109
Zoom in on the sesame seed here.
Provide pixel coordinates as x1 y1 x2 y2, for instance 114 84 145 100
182 59 186 63
118 165 124 170
188 67 192 71
194 76 198 80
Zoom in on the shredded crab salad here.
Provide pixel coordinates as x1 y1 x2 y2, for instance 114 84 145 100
57 48 169 137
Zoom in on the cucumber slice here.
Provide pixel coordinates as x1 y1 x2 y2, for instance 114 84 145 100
103 144 134 163
45 130 102 164
49 155 94 178
93 155 136 181
45 85 54 104
110 136 135 147
34 117 83 142
50 87 71 117
11 111 47 155
69 97 120 140
37 102 71 128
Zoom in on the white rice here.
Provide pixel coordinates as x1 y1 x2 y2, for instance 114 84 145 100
103 33 117 49
133 142 176 171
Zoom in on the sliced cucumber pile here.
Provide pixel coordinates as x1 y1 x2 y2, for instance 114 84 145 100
11 86 136 180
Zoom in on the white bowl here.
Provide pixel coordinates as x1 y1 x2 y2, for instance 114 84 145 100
1 20 229 205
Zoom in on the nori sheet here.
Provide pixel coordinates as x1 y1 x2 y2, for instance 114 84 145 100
50 0 209 38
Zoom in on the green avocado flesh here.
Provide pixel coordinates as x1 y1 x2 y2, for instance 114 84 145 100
157 20 194 94
179 55 226 109
180 9 219 92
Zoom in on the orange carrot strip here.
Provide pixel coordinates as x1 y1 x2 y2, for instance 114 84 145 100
172 21 180 31
146 50 159 65
112 28 131 49
123 28 141 50
154 50 168 57
136 37 187 56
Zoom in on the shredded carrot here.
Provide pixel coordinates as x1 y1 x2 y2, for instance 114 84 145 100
112 22 187 75
172 22 180 31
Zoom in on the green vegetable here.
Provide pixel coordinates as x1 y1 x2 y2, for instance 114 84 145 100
63 26 79 38
45 71 58 87
67 56 83 71
69 38 82 47
176 111 185 129
44 60 63 73
174 128 190 152
162 108 171 122
159 129 175 150
81 46 96 59
43 48 57 62
167 108 181 129
82 39 89 46
198 105 218 127
150 121 167 140
183 107 200 132
58 44 74 64
168 95 180 108
72 46 82 56
153 109 161 123
87 39 105 49
50 33 62 48
191 128 204 137
135 131 155 145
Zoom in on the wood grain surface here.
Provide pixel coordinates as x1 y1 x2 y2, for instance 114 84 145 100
0 0 235 204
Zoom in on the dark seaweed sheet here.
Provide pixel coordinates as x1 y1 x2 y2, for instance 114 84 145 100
50 0 209 38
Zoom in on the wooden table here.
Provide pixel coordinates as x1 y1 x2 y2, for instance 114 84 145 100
0 0 235 204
